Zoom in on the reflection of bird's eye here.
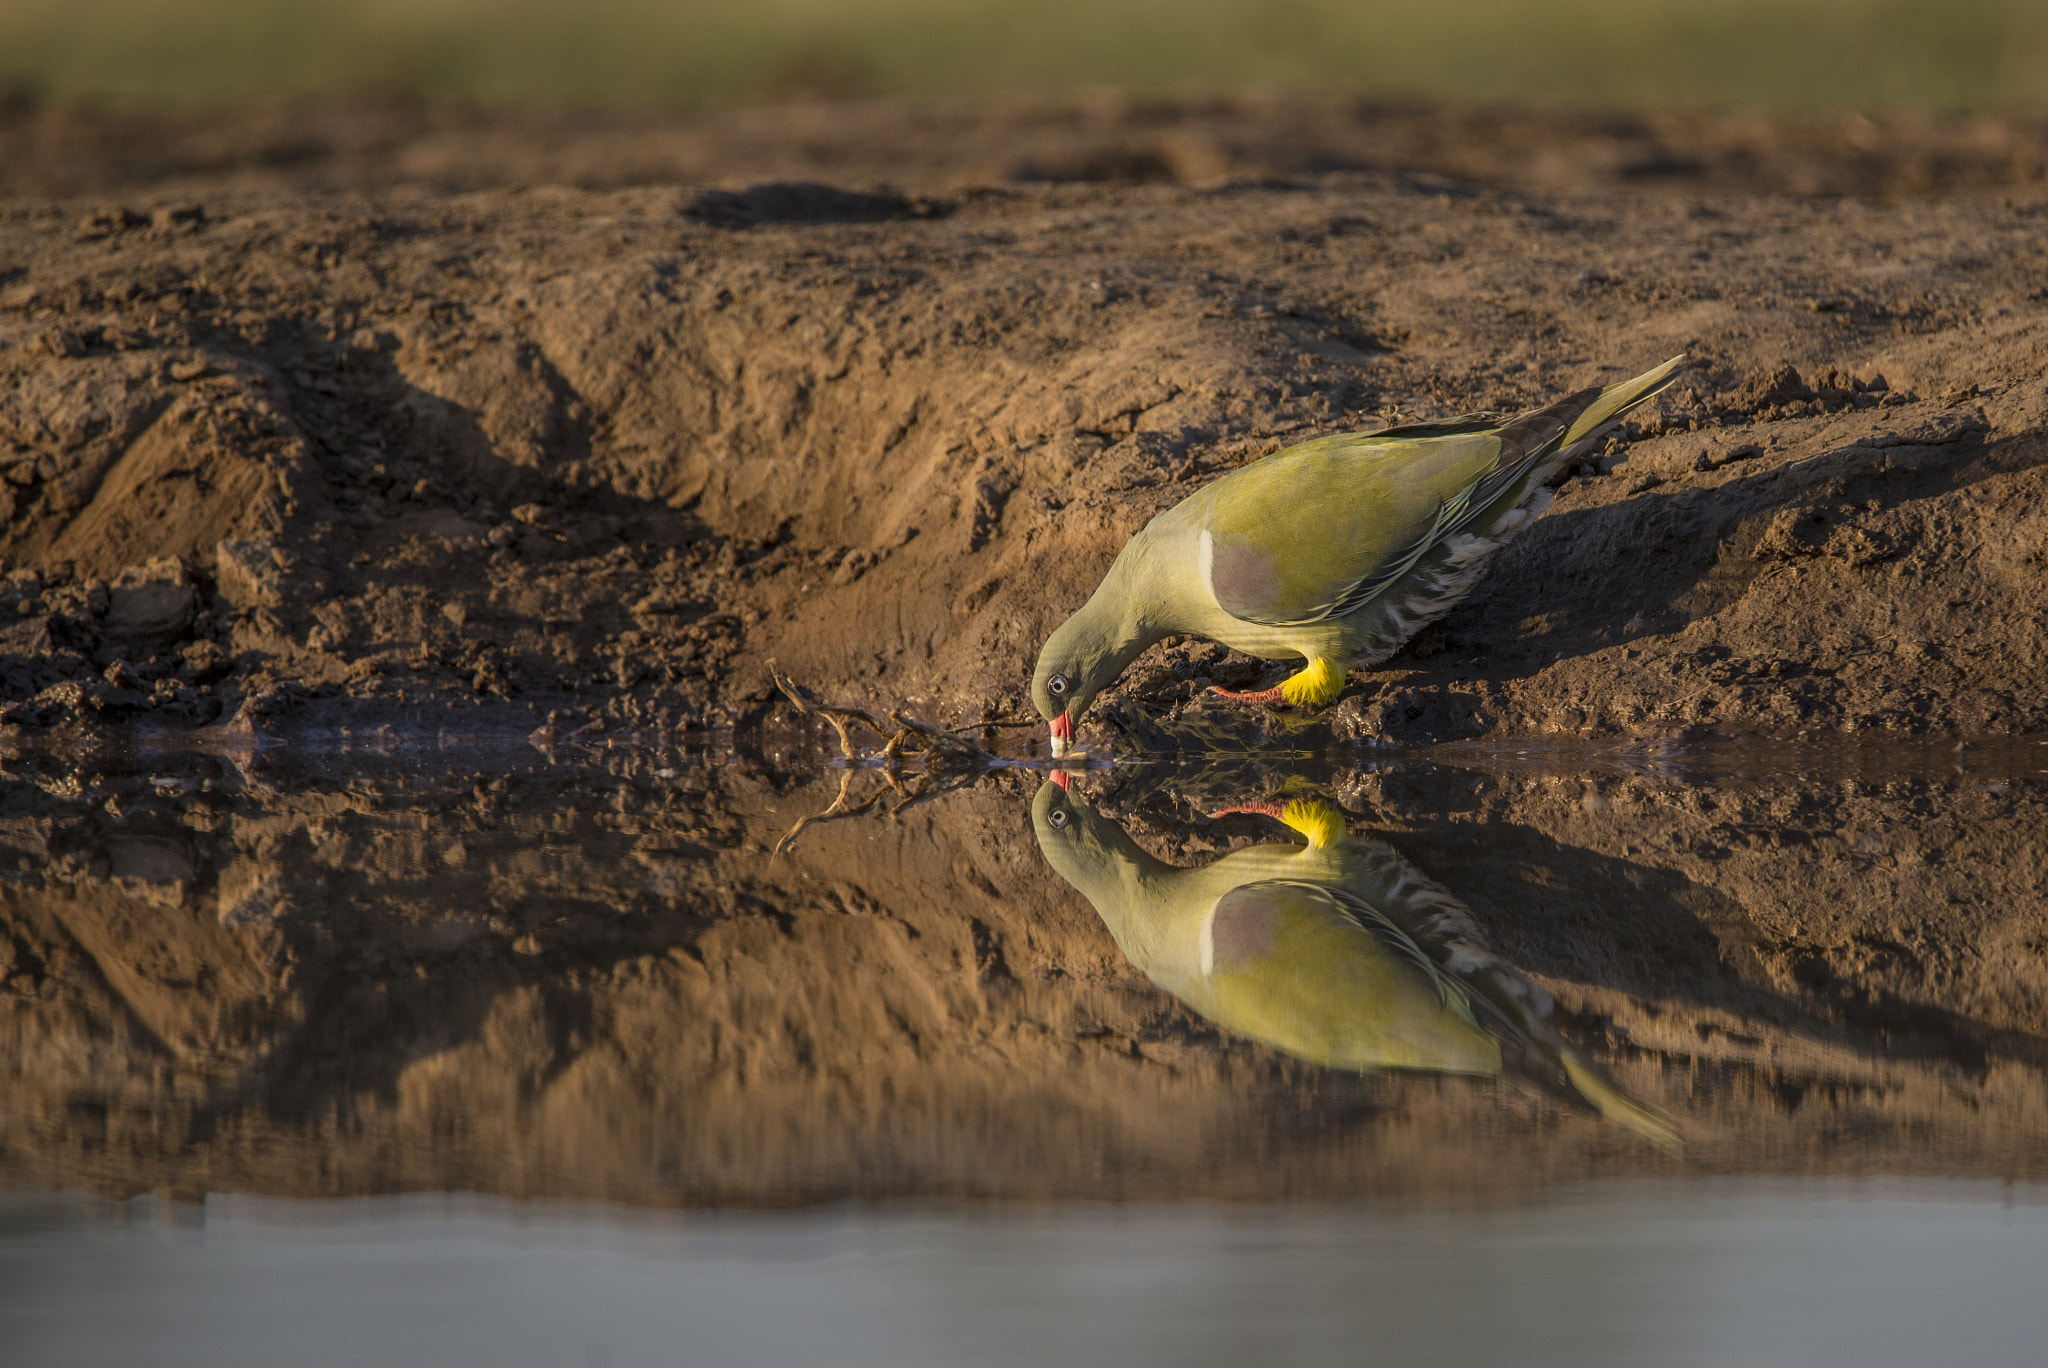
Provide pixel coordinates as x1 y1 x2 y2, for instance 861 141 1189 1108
1047 809 1069 829
1048 674 1068 696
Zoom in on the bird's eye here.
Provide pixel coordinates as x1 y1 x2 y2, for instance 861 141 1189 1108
1048 674 1069 696
1047 809 1069 829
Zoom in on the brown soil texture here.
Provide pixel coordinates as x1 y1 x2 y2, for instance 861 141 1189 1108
1 98 2045 746
1 740 2044 1206
8 96 2048 202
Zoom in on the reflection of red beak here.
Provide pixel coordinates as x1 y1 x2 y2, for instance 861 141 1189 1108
1048 710 1073 759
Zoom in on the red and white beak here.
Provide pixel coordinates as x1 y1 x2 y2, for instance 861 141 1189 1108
1048 710 1073 759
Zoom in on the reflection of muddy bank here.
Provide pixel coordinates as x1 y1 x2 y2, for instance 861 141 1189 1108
2 741 2046 1206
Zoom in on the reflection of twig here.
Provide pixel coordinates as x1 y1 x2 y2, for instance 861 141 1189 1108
767 661 1001 855
772 767 885 857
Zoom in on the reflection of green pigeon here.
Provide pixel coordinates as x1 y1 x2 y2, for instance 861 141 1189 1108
1031 782 1680 1148
1033 357 1685 751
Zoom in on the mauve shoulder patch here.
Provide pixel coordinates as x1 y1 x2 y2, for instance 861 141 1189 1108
1209 536 1283 619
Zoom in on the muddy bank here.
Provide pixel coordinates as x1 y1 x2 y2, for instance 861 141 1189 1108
1 741 2044 1205
1 105 2046 747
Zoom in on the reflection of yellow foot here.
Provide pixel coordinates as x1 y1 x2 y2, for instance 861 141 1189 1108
1210 799 1347 849
1279 799 1347 850
1279 657 1346 708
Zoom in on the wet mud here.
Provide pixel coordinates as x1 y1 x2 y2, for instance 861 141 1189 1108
3 733 2044 1207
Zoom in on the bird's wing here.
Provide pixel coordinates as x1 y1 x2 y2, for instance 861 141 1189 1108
1198 399 1590 627
1312 882 1479 1017
1200 879 1499 1074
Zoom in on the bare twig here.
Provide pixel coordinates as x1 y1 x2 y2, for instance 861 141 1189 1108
768 666 1005 855
768 660 891 759
888 709 993 763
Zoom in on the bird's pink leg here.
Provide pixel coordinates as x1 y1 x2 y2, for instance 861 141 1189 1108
1208 684 1287 705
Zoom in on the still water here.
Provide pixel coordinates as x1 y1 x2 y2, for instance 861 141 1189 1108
2 729 2044 1361
3 1183 2045 1368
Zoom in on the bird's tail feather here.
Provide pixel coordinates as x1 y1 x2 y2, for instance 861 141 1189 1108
1560 354 1688 449
1556 1047 1686 1153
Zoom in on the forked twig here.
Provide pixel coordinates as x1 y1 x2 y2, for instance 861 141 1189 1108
768 660 891 759
888 710 991 764
767 664 1005 854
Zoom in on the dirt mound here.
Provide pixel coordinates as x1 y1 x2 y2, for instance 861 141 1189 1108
0 110 2045 744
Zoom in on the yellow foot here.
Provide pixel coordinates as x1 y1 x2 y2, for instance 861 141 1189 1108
1279 657 1346 708
1210 658 1347 709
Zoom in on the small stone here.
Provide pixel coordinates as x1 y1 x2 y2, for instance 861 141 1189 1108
37 330 86 358
75 207 144 240
150 204 207 233
102 577 196 642
180 640 229 682
168 357 211 382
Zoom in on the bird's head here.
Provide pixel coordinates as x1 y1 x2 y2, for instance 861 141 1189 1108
1030 608 1130 757
1031 780 1148 894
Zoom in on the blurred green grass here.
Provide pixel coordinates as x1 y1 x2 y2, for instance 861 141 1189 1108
2 0 2044 110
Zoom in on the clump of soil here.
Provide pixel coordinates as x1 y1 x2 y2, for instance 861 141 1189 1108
1 100 2045 747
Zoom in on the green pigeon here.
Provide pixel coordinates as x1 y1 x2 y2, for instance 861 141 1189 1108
1030 781 1681 1147
1032 357 1686 752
